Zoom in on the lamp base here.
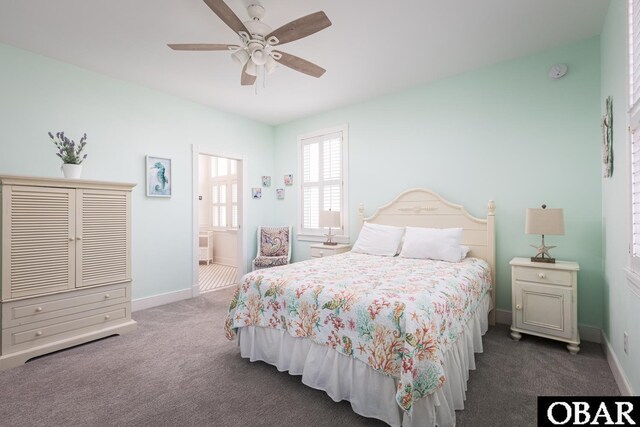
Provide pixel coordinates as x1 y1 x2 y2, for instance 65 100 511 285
323 241 338 246
531 256 556 263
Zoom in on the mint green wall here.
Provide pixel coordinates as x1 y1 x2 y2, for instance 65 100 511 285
601 1 639 393
274 38 603 328
0 43 275 300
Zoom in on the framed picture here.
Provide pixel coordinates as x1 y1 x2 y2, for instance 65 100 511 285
146 156 172 197
252 188 262 199
284 174 293 186
262 176 271 187
276 188 285 200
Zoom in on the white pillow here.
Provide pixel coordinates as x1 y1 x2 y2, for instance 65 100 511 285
460 245 471 259
399 227 464 262
351 222 405 257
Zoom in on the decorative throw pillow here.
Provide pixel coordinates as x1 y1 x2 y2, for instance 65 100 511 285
260 227 290 257
351 222 405 257
399 227 464 262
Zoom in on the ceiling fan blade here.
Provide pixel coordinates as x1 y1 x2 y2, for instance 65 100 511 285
167 43 238 51
241 63 256 86
202 0 249 35
266 11 332 46
273 51 326 78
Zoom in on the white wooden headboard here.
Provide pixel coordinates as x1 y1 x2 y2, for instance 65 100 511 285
358 188 496 325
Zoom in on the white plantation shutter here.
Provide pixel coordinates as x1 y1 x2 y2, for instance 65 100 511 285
631 0 640 111
631 0 640 270
299 126 348 237
210 157 238 230
633 134 640 256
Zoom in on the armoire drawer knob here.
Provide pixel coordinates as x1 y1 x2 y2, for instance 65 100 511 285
538 273 546 279
516 304 522 310
104 294 111 299
35 331 43 337
35 307 43 312
104 315 111 320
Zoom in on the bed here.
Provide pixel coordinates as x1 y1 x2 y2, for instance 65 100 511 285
224 189 496 426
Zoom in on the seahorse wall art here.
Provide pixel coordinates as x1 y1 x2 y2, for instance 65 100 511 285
146 156 172 197
602 96 613 178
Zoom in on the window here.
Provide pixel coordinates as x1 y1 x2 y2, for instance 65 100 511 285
298 125 348 241
211 157 238 229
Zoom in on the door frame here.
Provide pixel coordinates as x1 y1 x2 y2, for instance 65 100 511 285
191 144 248 297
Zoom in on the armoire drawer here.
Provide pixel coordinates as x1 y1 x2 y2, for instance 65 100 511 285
2 305 129 353
2 283 130 328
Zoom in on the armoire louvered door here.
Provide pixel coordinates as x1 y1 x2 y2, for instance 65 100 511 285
76 189 131 287
5 186 75 299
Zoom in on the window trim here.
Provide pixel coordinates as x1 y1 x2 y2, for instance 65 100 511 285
296 124 349 243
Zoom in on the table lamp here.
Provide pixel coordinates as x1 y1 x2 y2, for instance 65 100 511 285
319 210 340 246
525 204 564 263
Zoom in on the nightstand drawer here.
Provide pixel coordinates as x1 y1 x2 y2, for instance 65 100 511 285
513 266 572 286
311 247 330 258
310 244 350 258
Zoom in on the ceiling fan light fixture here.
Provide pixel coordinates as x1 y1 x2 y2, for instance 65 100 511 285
245 60 258 76
232 49 250 65
251 48 268 66
265 56 278 75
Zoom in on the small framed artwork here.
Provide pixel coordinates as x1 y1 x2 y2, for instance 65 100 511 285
284 174 293 186
276 188 285 200
262 176 271 187
252 188 262 199
146 156 172 197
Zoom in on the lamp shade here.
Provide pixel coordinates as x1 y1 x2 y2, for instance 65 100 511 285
525 207 564 235
319 210 340 228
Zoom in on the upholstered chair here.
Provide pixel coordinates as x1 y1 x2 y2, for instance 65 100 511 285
252 226 292 270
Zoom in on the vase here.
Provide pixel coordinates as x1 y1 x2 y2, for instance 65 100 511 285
61 164 82 179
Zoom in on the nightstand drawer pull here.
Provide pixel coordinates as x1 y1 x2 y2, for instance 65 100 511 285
104 315 111 320
35 307 43 312
35 331 43 337
538 273 546 279
516 304 522 310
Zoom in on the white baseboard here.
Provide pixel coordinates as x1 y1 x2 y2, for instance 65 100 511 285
494 309 601 343
602 332 635 396
132 288 193 312
212 257 237 267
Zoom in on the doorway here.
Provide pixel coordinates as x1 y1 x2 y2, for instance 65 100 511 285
193 150 245 295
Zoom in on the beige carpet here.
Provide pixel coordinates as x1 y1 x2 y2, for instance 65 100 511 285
0 287 619 427
199 263 237 293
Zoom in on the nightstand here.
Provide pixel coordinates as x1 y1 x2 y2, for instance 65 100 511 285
310 243 351 259
509 257 580 354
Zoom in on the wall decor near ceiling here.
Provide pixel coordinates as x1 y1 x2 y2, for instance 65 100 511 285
284 174 293 186
252 188 262 199
276 188 285 200
602 96 613 178
262 176 271 187
146 155 171 197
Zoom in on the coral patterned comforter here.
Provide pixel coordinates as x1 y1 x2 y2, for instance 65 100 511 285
224 252 492 412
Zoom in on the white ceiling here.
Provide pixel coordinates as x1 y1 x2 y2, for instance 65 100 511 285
0 0 610 125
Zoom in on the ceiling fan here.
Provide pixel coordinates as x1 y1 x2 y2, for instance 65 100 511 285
168 0 332 86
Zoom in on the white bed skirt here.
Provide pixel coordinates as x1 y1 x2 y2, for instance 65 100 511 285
237 293 491 427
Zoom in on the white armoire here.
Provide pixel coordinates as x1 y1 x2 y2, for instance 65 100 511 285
0 175 137 370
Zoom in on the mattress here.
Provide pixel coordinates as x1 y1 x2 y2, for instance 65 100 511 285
224 252 492 423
